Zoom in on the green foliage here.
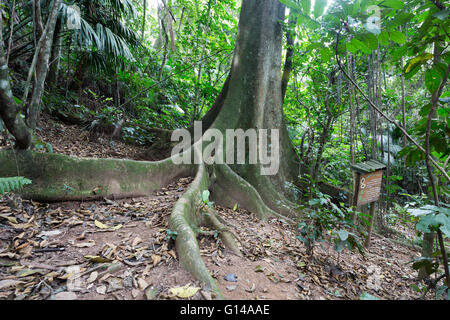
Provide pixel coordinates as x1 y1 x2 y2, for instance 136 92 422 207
296 181 364 256
0 177 32 195
408 204 450 238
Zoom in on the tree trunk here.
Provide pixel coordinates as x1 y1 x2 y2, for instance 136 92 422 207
0 20 32 149
0 0 302 298
142 0 147 41
47 17 62 85
281 10 296 101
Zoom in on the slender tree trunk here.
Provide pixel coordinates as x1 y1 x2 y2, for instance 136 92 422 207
27 0 62 130
281 10 296 101
167 0 176 52
0 19 31 149
419 41 450 287
365 52 378 248
47 17 62 85
6 0 16 65
142 0 147 41
400 26 407 187
34 0 44 43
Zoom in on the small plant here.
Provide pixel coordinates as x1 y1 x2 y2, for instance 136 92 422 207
165 229 178 241
296 180 364 256
201 190 214 208
0 177 32 195
408 204 450 299
63 184 75 195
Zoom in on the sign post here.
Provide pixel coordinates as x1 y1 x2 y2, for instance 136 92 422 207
351 160 386 249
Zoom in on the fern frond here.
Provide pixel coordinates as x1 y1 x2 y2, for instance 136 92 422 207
0 177 32 195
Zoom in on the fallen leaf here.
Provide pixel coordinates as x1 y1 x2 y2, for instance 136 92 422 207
169 285 200 298
0 214 18 224
53 292 77 300
132 237 142 247
137 278 149 291
74 240 95 248
107 277 124 292
16 268 45 277
37 230 62 238
96 285 107 295
111 224 123 231
168 250 177 259
245 283 256 293
151 255 161 267
254 265 264 273
87 271 98 284
132 289 141 299
0 279 23 290
84 255 112 263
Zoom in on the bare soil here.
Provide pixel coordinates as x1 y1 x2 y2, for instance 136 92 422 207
0 116 434 300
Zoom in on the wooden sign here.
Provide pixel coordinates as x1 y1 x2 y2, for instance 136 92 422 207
356 170 383 206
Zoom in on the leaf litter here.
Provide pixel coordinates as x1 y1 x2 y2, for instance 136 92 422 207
0 116 435 300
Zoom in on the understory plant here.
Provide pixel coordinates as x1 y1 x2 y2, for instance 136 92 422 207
296 178 364 257
408 204 450 299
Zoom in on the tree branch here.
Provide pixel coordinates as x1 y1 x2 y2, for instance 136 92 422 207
334 30 450 182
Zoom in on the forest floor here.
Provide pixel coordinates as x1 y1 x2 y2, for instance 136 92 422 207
0 116 434 300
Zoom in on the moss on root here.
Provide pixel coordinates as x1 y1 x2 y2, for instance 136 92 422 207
0 150 194 202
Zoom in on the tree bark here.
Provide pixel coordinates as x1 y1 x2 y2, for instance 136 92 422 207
1 0 303 298
47 17 62 85
27 0 62 130
0 20 31 149
281 10 296 101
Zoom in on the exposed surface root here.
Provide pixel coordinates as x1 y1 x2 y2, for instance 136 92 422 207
201 206 243 258
0 150 194 202
212 164 296 223
168 162 224 298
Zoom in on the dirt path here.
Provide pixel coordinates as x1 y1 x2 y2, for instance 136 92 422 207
0 183 425 300
0 116 430 300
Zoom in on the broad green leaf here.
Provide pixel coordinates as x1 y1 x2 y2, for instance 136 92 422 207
389 30 406 44
202 190 210 203
352 0 361 15
440 223 450 238
381 0 404 10
404 53 433 74
347 38 365 54
337 229 349 241
419 104 432 117
279 0 302 12
301 0 311 15
335 240 346 252
378 31 389 46
386 13 414 29
320 47 332 62
313 0 327 18
425 68 442 94
407 207 432 217
356 33 378 51
433 9 449 21
306 42 322 51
